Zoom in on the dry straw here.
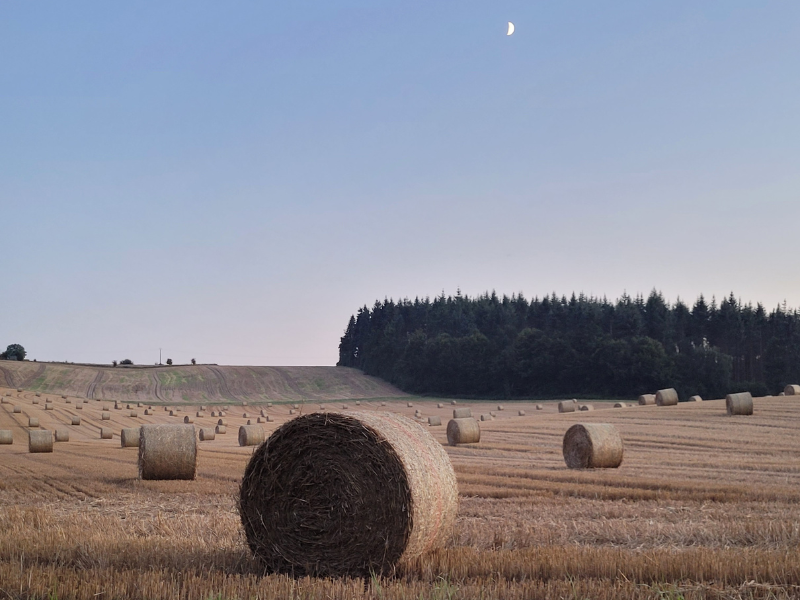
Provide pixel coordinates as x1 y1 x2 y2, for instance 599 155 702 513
242 412 250 418
217 418 227 426
447 418 480 446
32 398 39 404
536 404 543 410
28 430 53 453
196 411 204 418
579 405 594 412
784 384 800 396
12 406 21 414
121 428 140 448
260 409 268 417
558 401 576 413
238 425 265 447
613 402 626 408
28 417 39 427
129 410 138 417
44 403 53 411
437 403 443 408
138 424 197 480
75 403 82 410
497 404 504 411
689 395 703 402
453 407 472 419
726 392 754 416
638 394 656 405
71 416 81 426
656 388 679 406
144 409 152 415
518 410 526 416
256 417 265 423
100 428 113 440
238 411 458 578
562 423 623 469
428 415 442 426
54 429 69 442
215 424 227 435
184 416 195 424
480 414 492 421
199 427 215 441
0 430 12 444
101 412 110 420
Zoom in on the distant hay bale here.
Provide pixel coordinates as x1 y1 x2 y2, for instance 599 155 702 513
35 392 41 397
726 392 754 416
292 404 300 410
17 388 22 393
428 415 442 426
638 394 656 405
28 430 53 453
779 392 786 396
407 402 413 407
215 425 227 434
447 418 480 446
121 428 140 448
247 419 252 425
518 410 526 416
480 414 492 421
100 428 113 439
437 403 443 408
342 404 349 409
0 430 13 444
138 402 143 407
219 411 226 417
66 399 72 404
28 417 39 427
489 411 496 417
265 415 273 422
144 409 152 415
562 423 623 469
61 395 67 399
453 408 472 418
71 416 81 426
497 404 504 411
242 412 250 418
211 411 217 417
32 398 39 405
217 418 227 426
129 410 138 418
656 388 679 406
558 401 576 413
784 385 800 396
138 424 197 480
0 398 5 404
196 411 204 418
613 402 626 408
103 404 110 411
689 395 703 402
238 411 458 578
579 405 594 412
242 401 248 406
44 403 53 411
75 403 82 410
164 406 170 411
83 399 89 404
199 428 215 441
260 409 268 417
184 416 195 424
239 425 265 447
257 417 265 423
101 411 110 420
353 401 359 406
380 402 386 407
12 406 21 414
54 429 69 443
289 409 295 415
169 410 177 417
126 404 133 410
535 404 543 410
451 400 457 405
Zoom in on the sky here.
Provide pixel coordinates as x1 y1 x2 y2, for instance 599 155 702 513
1 1 799 366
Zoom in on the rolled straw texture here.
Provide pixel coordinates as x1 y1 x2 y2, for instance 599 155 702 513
480 414 492 421
100 428 113 440
535 404 543 410
138 424 197 480
579 405 594 412
12 406 21 414
29 430 53 453
101 412 110 420
563 423 623 469
0 430 13 444
71 416 81 425
28 417 39 427
613 402 626 408
638 394 656 405
689 395 703 402
54 429 69 442
199 428 215 441
238 425 265 447
518 410 526 416
453 408 472 419
44 403 53 411
784 384 800 396
446 418 480 446
238 411 458 578
726 392 754 416
184 416 194 424
656 388 679 406
427 416 442 426
121 428 140 448
215 425 227 434
558 401 576 413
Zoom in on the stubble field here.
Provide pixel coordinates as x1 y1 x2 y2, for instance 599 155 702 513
1 385 799 600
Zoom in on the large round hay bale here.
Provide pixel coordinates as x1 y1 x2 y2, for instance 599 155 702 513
101 411 110 420
121 428 140 448
35 392 41 397
784 384 800 396
260 409 268 417
289 409 295 415
217 418 227 426
558 401 576 413
480 414 492 421
138 425 196 480
563 423 623 469
453 407 472 419
446 418 480 446
144 409 152 415
689 395 703 402
239 425 265 447
54 429 69 443
656 388 679 406
0 430 13 444
100 428 113 439
28 430 53 453
427 415 442 426
199 427 216 441
129 410 138 418
613 402 626 408
71 416 81 426
238 411 458 578
211 411 218 417
726 392 754 416
184 416 194 424
638 394 656 405
579 404 594 412
28 417 39 428
215 424 227 434
44 403 53 411
219 411 226 417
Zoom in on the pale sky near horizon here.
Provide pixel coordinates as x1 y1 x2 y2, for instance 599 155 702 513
1 2 799 366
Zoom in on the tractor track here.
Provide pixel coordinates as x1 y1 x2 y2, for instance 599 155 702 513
0 365 16 388
148 372 166 402
207 366 243 403
87 370 104 399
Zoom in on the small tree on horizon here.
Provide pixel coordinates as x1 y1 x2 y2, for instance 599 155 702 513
191 358 196 365
166 358 173 366
112 360 118 367
0 344 26 361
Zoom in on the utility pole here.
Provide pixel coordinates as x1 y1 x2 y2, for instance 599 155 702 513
159 348 162 365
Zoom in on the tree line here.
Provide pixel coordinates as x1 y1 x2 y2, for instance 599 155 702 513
337 290 800 400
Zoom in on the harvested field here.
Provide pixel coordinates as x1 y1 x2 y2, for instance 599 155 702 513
0 386 799 599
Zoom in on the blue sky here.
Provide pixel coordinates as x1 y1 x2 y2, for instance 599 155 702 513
1 1 798 365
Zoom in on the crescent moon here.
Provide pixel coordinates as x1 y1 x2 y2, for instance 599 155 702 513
507 22 514 36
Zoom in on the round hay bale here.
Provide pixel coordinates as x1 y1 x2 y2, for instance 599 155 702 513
217 418 227 426
32 398 39 405
579 405 594 412
129 410 138 418
44 403 53 411
66 399 72 404
353 401 359 406
239 425 265 447
75 403 82 410
428 415 442 426
100 428 113 440
243 412 250 418
83 399 89 404
292 404 300 410
164 406 170 411
35 392 41 397
265 415 273 422
126 404 132 410
101 411 110 420
29 430 53 453
238 411 458 578
407 402 413 407
437 403 443 408
169 410 177 417
613 402 626 408
380 402 386 407
215 424 227 434
144 409 152 415
138 424 197 480
518 410 526 416
0 430 13 444
71 416 81 426
0 397 5 404
562 423 623 469
256 417 265 423
489 411 496 417
12 406 21 414
784 384 800 396
28 417 39 428
184 416 195 424
103 404 110 411
451 400 457 405
656 388 679 406
726 392 754 416
289 409 295 415
558 401 576 413
779 392 786 396
242 401 248 406
219 411 226 417
54 429 69 443
17 388 22 393
689 395 703 402
342 404 349 409
138 402 143 407
121 428 140 448
247 419 252 425
446 418 480 446
535 404 543 410
638 394 656 405
211 411 218 417
453 407 472 419
199 427 215 441
480 414 492 421
260 409 268 417
497 404 504 411
196 411 204 418
61 395 67 399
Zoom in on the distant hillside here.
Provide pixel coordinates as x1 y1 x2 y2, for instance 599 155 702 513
0 361 408 404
